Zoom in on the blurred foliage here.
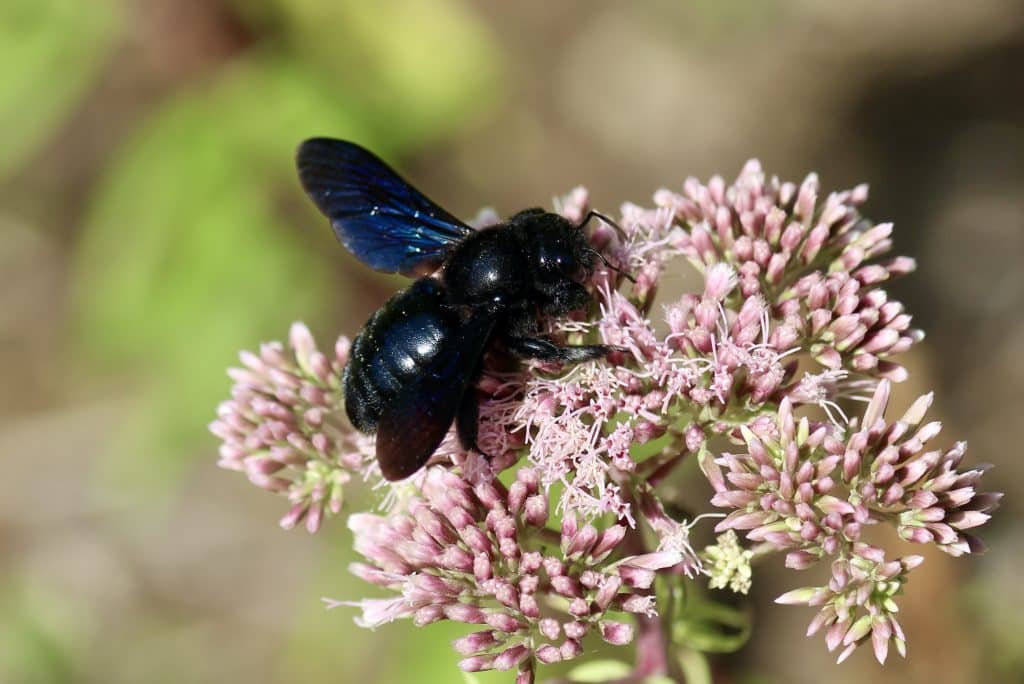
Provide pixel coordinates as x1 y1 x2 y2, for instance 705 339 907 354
0 0 118 180
71 0 501 504
677 648 713 684
567 660 634 681
965 536 1024 680
0 580 89 684
74 58 363 501
672 598 752 654
234 0 499 147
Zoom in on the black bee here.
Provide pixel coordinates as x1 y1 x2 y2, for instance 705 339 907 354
296 138 627 481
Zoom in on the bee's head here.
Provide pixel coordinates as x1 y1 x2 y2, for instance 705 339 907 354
531 216 594 284
521 212 634 314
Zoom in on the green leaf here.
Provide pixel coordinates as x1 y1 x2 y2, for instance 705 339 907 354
655 571 686 629
0 0 119 178
672 598 752 654
567 659 633 682
676 648 713 684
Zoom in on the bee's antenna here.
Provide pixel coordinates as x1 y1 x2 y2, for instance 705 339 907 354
578 210 630 241
576 210 635 283
587 247 636 283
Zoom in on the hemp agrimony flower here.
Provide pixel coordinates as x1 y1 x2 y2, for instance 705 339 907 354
213 160 999 680
211 322 373 532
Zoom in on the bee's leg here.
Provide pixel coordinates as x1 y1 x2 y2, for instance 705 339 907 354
456 389 482 453
505 336 618 364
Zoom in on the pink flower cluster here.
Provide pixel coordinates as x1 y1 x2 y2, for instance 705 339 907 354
210 323 371 532
212 160 999 679
706 382 999 661
334 469 680 681
475 164 924 529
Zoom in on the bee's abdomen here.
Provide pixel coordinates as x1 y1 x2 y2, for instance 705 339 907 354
342 278 457 433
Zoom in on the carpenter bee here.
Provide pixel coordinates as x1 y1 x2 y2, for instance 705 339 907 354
296 138 628 481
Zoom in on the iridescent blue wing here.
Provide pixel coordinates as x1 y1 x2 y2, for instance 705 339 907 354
296 138 473 277
375 311 495 481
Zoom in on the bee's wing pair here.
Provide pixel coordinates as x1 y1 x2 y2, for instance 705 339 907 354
296 137 473 277
296 138 489 479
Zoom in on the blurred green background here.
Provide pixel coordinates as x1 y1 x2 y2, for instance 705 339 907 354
2 1 1022 682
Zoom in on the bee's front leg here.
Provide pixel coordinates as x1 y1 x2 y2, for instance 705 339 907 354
503 336 616 364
